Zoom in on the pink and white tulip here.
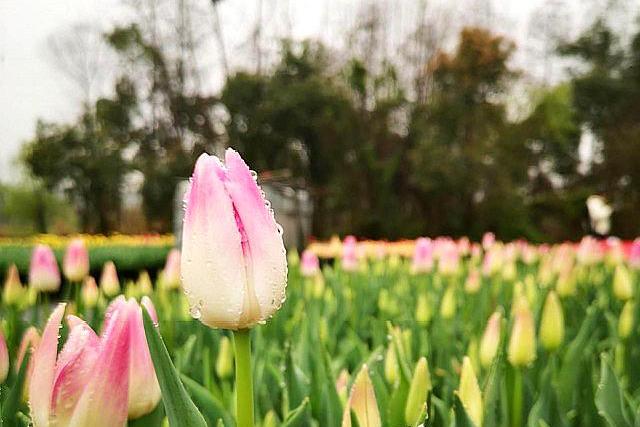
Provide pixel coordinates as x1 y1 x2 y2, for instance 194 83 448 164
341 236 359 272
181 149 287 330
411 237 433 274
62 238 90 282
0 330 8 383
29 244 61 292
300 249 320 277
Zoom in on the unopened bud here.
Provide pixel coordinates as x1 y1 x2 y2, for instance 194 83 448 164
539 291 564 351
508 301 536 367
440 286 456 320
480 311 502 368
618 301 635 339
457 356 483 427
384 345 399 386
405 357 430 426
613 265 634 301
215 336 234 380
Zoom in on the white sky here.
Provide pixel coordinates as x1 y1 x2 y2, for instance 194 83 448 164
0 0 605 182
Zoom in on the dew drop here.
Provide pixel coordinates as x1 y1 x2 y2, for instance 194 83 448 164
250 170 258 180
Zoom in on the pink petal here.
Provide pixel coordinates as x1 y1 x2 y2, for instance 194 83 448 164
140 296 158 325
223 148 287 325
127 299 161 419
29 303 66 427
50 318 100 425
181 153 246 328
67 300 132 427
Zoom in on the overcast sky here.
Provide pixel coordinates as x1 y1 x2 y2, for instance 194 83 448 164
0 0 600 183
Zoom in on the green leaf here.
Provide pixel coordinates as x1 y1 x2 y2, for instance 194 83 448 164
1 352 29 427
128 403 165 427
181 374 235 427
595 354 632 427
142 309 208 427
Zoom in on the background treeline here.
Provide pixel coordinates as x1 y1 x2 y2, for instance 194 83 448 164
4 1 640 242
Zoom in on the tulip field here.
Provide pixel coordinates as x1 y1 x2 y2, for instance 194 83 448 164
0 233 640 426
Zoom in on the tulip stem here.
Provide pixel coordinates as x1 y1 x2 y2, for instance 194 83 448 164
233 329 254 427
511 368 523 427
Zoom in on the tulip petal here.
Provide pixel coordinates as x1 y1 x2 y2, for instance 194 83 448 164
68 300 132 427
341 365 381 427
224 148 287 325
182 153 246 329
128 299 161 419
29 303 66 427
50 317 100 426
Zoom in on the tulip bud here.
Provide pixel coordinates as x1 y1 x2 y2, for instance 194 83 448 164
480 311 502 368
181 150 287 329
62 238 90 282
508 301 536 367
384 345 399 386
416 293 432 325
341 365 381 427
29 244 61 292
3 263 24 305
556 268 576 297
100 261 120 297
137 270 153 295
336 369 350 404
539 291 564 351
405 357 430 426
613 265 634 301
465 270 481 294
312 273 325 299
216 336 234 380
440 286 456 320
618 301 635 339
301 249 320 277
457 356 483 427
342 236 359 272
161 249 181 290
411 237 434 274
82 276 100 308
0 330 9 383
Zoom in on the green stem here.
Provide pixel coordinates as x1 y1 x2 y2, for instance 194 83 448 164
511 368 523 427
233 329 254 427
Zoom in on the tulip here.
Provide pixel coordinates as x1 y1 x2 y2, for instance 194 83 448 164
479 312 502 368
411 237 433 274
440 286 456 320
29 304 131 427
62 238 90 283
482 232 495 249
508 300 536 367
342 236 359 272
181 150 287 330
336 369 350 404
100 261 120 297
341 365 381 427
539 291 564 351
81 276 100 308
457 356 483 426
415 293 432 325
137 270 154 295
613 265 634 301
300 249 320 277
405 357 430 426
465 269 481 294
216 336 234 380
161 248 181 290
29 244 61 292
618 301 635 339
181 150 287 427
629 239 640 269
384 345 399 386
0 330 9 384
3 263 24 305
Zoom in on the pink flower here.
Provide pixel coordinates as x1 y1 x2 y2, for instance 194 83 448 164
29 298 161 426
0 330 8 383
29 245 61 292
411 237 433 273
629 238 640 269
161 248 181 289
300 250 320 277
341 236 359 272
62 238 90 282
181 149 287 329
